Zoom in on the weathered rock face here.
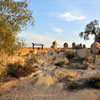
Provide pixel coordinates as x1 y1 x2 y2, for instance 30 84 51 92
85 53 100 66
77 48 89 58
35 74 54 87
85 53 95 63
91 42 100 55
94 55 100 65
38 59 44 64
55 68 77 79
64 42 68 48
54 57 69 64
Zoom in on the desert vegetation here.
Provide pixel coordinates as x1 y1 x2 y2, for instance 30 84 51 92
0 0 100 100
0 0 34 89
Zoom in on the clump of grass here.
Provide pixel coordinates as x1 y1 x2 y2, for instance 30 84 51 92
86 74 100 89
66 74 100 91
7 63 36 78
70 57 84 64
64 51 75 59
55 61 65 67
68 81 80 90
6 54 38 78
68 63 88 70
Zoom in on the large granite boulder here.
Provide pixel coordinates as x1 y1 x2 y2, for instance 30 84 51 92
94 55 100 65
85 53 95 63
77 48 89 58
91 42 100 55
85 53 100 66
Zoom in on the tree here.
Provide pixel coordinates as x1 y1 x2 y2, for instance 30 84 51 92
0 0 34 54
79 20 100 43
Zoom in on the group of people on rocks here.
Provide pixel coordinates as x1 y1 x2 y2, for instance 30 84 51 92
51 41 86 49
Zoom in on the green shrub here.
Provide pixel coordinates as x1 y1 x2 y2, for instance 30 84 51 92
86 75 100 88
64 51 75 59
55 61 65 67
68 81 80 90
7 63 36 78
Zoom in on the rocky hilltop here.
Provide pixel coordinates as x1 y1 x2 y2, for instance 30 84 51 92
1 42 100 100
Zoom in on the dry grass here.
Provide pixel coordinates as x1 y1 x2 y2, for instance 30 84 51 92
6 63 36 78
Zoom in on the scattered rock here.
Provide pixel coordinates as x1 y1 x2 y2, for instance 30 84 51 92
85 54 95 63
55 68 77 79
91 42 100 55
47 57 54 61
55 58 69 65
38 59 44 64
94 55 100 65
35 74 54 87
48 66 56 71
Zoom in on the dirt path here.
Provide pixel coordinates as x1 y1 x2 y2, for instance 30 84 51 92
0 76 100 100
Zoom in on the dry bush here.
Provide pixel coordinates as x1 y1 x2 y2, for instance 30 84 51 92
67 74 100 90
68 81 81 90
64 51 75 59
85 74 100 88
7 63 36 78
55 61 65 67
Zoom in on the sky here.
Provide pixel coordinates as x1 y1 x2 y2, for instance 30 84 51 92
18 0 100 47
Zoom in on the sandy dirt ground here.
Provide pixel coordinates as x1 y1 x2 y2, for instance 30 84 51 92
0 76 100 100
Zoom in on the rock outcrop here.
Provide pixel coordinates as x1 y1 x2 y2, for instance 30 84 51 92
55 68 77 79
77 48 89 58
35 74 54 87
91 42 100 55
85 53 95 63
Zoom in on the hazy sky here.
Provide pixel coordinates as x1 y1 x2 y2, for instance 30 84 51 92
19 0 100 47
